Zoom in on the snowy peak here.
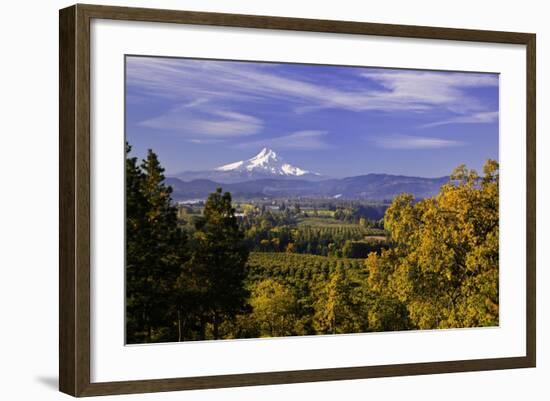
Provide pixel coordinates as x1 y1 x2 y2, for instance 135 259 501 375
255 147 277 159
215 148 318 178
176 148 322 183
245 147 281 170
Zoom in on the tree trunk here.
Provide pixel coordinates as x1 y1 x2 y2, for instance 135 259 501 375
213 311 220 340
177 310 182 342
198 316 206 341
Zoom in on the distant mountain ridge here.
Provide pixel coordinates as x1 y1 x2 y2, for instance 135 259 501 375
166 174 449 202
169 148 449 201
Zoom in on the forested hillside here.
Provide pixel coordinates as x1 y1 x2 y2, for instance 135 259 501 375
126 143 499 343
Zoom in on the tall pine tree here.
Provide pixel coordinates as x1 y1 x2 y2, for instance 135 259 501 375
186 188 249 339
126 145 187 343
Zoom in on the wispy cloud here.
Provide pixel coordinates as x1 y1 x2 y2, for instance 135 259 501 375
235 130 331 150
421 111 499 128
372 134 464 150
187 138 225 145
360 70 498 114
138 103 263 138
126 57 498 115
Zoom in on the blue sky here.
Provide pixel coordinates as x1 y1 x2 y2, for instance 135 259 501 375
126 56 499 178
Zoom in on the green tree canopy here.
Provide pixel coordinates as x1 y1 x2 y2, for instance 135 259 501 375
126 145 187 343
186 188 250 339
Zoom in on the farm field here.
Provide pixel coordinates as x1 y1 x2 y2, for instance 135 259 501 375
247 252 365 278
237 205 389 258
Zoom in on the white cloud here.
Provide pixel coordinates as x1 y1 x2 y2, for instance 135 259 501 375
235 130 331 150
360 70 498 112
421 111 499 128
126 57 498 115
187 138 225 145
138 104 263 138
180 98 209 109
372 134 464 150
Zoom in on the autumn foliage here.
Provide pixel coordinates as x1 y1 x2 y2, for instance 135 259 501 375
366 160 499 329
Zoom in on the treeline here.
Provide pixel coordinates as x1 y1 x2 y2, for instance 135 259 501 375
240 214 387 257
126 142 499 342
334 205 385 226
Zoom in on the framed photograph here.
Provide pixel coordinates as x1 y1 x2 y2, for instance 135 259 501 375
59 4 536 397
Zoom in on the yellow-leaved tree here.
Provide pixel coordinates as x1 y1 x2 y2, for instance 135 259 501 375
249 278 298 337
365 160 499 330
313 265 368 335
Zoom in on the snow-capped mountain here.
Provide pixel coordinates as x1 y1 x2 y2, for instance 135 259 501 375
215 148 316 177
175 148 322 183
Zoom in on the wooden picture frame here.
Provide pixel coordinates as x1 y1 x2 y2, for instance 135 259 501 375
59 3 536 397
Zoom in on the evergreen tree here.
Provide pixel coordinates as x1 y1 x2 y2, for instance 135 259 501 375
126 145 187 343
186 188 249 339
125 143 148 343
